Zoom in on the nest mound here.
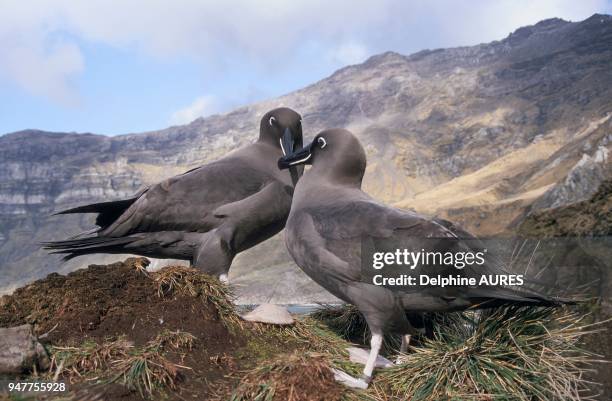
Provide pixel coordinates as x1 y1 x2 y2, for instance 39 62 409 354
0 259 352 401
0 258 235 347
0 258 245 400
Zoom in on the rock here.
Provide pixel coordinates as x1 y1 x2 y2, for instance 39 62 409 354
0 324 50 374
347 347 394 368
240 304 294 325
533 138 611 210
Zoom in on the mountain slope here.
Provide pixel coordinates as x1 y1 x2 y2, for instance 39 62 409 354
1 14 611 300
518 178 612 237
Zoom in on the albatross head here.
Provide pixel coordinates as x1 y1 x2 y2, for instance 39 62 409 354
278 128 366 188
260 107 304 185
259 107 303 156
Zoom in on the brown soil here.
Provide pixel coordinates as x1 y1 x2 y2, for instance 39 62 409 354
0 258 347 401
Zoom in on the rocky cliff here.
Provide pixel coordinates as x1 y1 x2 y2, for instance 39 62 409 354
1 14 611 302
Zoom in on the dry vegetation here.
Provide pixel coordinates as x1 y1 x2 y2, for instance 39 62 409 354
228 304 604 401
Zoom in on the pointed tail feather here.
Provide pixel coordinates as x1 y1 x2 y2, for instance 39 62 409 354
42 236 138 261
53 196 142 230
53 198 138 216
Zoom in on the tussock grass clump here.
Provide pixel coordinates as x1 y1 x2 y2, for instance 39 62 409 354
311 305 401 353
49 337 133 381
311 305 369 342
247 315 373 383
111 349 185 397
109 331 195 396
230 352 346 401
150 329 196 351
241 316 354 372
47 331 197 397
153 265 241 327
376 306 602 401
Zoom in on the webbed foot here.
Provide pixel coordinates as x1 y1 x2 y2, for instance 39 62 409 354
331 368 370 389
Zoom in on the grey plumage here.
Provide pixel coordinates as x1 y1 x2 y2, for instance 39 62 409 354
44 107 304 279
278 128 571 388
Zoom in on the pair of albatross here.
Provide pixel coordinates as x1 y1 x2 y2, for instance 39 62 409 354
46 109 569 389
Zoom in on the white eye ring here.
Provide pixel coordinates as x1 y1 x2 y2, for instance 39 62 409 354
317 137 327 148
269 116 276 126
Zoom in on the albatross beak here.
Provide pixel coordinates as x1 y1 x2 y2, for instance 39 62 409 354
280 128 295 156
278 139 314 170
280 127 304 186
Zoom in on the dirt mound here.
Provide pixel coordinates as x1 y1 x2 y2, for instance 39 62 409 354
0 258 229 347
0 258 245 399
0 258 352 401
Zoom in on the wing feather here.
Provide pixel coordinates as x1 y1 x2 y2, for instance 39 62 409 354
101 159 271 236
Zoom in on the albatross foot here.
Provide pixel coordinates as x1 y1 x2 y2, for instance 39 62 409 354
331 368 370 389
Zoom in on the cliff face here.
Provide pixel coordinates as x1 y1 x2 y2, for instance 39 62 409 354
1 14 611 301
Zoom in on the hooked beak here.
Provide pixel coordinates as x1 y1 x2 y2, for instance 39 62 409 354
278 139 314 170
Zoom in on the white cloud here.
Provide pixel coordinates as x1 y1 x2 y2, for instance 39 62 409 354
329 42 369 66
170 95 218 125
3 41 84 106
0 0 608 106
419 0 610 48
0 3 84 105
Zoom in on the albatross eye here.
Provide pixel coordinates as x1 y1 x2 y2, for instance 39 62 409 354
317 137 327 149
269 116 276 126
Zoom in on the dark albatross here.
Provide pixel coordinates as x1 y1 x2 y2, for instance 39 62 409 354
44 107 304 282
278 128 571 389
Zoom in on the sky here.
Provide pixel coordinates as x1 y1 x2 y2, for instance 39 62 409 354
1 0 611 136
